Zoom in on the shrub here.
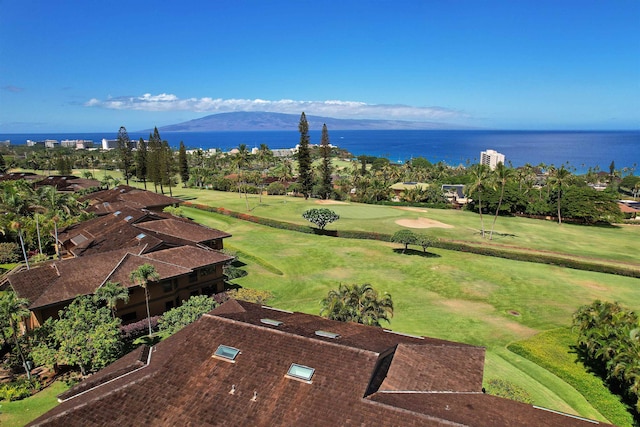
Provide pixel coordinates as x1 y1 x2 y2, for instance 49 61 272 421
485 378 533 404
120 315 161 341
266 181 286 195
0 379 41 401
225 288 273 305
0 242 20 263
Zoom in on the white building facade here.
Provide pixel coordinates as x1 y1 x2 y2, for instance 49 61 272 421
480 149 505 170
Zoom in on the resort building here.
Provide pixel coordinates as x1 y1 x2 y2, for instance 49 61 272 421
480 149 505 170
28 300 611 426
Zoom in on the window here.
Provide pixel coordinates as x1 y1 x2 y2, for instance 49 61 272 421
188 271 198 283
213 345 240 362
287 364 315 382
121 312 137 322
162 281 173 293
260 318 283 327
315 330 340 339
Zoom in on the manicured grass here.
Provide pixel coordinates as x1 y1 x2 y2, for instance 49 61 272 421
508 328 635 427
0 381 69 427
184 205 640 421
176 188 640 267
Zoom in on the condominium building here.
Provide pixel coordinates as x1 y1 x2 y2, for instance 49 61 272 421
480 149 505 170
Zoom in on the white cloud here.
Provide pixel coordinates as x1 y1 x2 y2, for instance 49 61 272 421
84 93 466 122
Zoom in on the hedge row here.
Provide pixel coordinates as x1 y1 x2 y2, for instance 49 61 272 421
183 202 640 278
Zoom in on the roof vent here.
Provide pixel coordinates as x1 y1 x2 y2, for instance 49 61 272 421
315 330 340 339
260 318 283 327
287 363 315 382
213 345 240 362
113 211 121 216
135 233 146 240
124 215 134 222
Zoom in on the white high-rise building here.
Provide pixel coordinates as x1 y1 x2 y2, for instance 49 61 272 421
480 149 505 170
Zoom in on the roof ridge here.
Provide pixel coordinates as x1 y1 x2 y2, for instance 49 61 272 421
202 313 381 357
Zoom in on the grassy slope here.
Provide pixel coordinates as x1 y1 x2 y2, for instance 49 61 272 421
0 381 69 427
185 205 640 424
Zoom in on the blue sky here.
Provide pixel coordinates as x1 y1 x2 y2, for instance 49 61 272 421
0 0 638 132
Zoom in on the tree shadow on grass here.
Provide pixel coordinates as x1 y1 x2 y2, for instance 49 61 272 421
392 248 441 258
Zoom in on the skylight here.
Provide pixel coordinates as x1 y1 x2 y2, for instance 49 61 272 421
213 345 240 362
315 330 340 339
124 215 134 222
135 233 146 240
287 364 315 382
260 318 283 326
113 211 121 216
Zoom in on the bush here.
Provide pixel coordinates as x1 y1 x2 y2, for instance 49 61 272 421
0 242 20 263
485 378 533 404
266 181 286 195
120 315 161 341
0 378 41 401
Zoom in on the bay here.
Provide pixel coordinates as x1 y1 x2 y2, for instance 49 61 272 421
1 129 638 175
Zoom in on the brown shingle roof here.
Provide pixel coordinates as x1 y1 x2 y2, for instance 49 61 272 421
28 301 611 427
134 218 231 243
7 246 229 309
80 186 182 213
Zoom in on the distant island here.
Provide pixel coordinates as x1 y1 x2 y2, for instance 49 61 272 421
147 111 466 132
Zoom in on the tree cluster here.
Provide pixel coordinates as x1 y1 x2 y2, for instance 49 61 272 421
320 283 393 327
572 300 640 416
391 229 434 253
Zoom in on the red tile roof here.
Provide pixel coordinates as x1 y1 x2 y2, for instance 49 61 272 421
79 185 182 213
28 301 611 427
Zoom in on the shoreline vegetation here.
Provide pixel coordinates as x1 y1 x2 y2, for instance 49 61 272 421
1 131 639 425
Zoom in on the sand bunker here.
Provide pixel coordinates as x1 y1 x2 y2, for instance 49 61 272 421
394 206 429 213
395 217 454 229
315 200 349 205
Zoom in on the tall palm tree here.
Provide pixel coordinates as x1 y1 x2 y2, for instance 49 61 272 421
320 283 393 327
0 291 32 379
129 264 160 336
489 162 513 240
95 281 130 319
548 165 572 225
467 164 491 238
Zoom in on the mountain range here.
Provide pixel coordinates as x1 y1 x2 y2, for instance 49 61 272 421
155 112 462 132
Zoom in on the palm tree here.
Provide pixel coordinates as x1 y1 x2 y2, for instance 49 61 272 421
467 164 491 238
95 281 130 319
489 162 513 240
129 264 160 336
548 165 572 225
0 291 32 379
320 283 393 327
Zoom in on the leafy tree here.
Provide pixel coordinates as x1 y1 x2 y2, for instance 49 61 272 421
116 126 134 185
178 141 189 186
296 112 313 199
135 137 148 189
391 229 416 253
318 123 333 199
302 208 339 230
94 281 130 319
41 296 121 375
129 263 160 336
414 233 435 253
0 152 6 173
158 295 218 336
0 291 32 379
320 283 393 327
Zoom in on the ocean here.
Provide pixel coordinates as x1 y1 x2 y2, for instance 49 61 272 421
1 130 638 175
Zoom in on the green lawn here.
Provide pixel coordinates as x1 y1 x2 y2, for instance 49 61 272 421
0 381 69 427
15 170 635 424
185 205 640 424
